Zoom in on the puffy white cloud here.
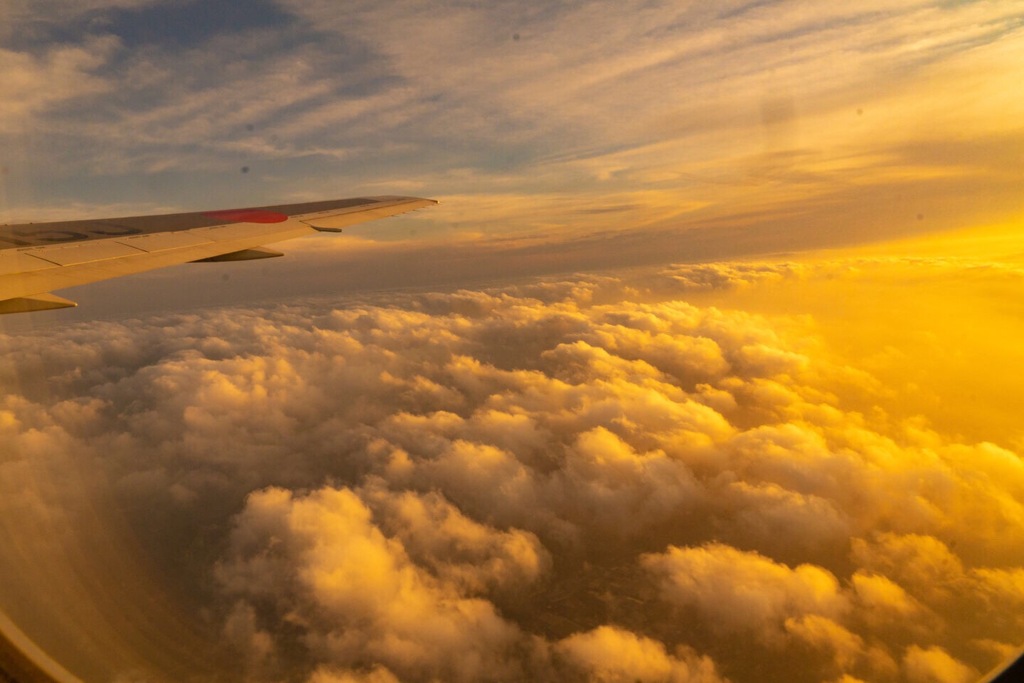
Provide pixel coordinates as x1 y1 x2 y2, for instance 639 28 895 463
783 615 865 670
902 645 978 683
359 484 551 596
0 264 1021 682
642 543 848 641
554 626 725 683
216 486 529 682
850 572 930 626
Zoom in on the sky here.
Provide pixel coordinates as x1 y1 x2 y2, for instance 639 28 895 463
1 1 1023 682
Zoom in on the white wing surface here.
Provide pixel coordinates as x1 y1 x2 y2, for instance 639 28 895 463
0 195 436 313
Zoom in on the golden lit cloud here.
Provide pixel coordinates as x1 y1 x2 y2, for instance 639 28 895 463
1 225 1022 680
554 626 724 683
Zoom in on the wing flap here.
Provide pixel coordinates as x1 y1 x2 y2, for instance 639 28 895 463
118 230 215 253
0 251 57 276
23 240 147 267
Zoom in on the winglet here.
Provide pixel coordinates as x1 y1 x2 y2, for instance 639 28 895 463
301 196 437 231
0 293 77 315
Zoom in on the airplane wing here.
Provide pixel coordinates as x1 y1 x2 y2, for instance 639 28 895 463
0 195 436 314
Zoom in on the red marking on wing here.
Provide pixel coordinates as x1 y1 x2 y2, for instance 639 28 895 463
203 209 289 224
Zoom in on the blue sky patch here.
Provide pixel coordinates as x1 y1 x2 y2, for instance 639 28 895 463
105 0 298 49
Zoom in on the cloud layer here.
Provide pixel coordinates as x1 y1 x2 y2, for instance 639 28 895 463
0 257 1021 682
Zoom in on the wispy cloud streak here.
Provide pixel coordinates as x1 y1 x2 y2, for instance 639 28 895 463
1 1 1021 249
